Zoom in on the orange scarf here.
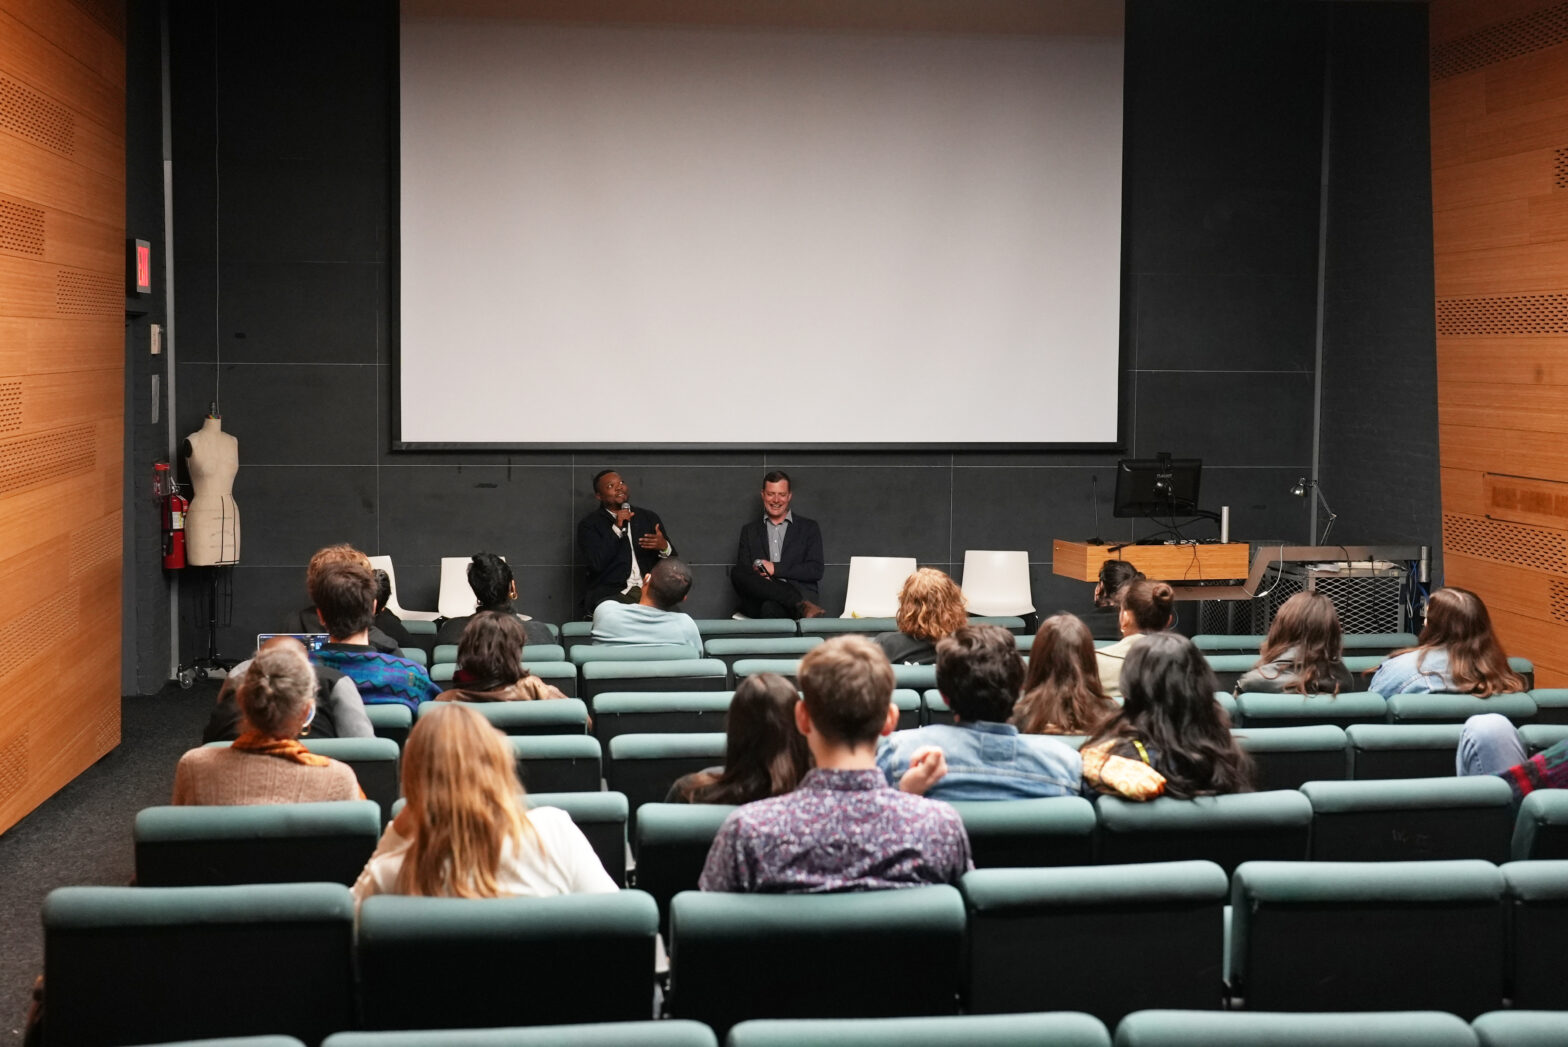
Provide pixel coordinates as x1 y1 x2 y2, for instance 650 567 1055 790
232 731 367 800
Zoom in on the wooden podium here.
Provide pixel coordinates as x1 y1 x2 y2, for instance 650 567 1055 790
1053 540 1251 593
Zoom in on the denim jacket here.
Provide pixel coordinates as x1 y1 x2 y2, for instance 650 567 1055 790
876 720 1083 801
1368 648 1453 698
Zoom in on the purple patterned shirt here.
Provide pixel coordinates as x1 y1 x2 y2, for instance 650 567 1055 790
698 768 972 893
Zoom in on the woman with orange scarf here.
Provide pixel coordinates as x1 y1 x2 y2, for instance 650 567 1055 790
172 639 362 805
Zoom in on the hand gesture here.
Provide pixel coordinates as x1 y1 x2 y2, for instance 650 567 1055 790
614 506 635 529
638 522 668 551
898 746 949 796
756 559 775 577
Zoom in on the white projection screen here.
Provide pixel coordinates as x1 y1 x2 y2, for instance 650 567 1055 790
397 2 1125 448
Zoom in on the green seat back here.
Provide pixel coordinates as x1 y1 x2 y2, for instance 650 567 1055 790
364 703 413 748
730 1013 1110 1047
508 734 602 794
1473 1011 1568 1047
693 618 797 639
594 692 735 747
560 620 593 652
632 802 737 929
399 647 428 667
1114 1009 1475 1046
570 644 701 665
1520 723 1568 753
134 800 381 887
580 659 728 704
669 885 966 1037
1387 692 1537 726
1529 688 1568 727
1234 691 1389 729
1501 860 1568 1009
1213 691 1237 719
946 796 1097 869
432 644 458 665
969 616 1028 634
703 637 822 678
357 892 658 1030
520 643 566 664
923 689 954 726
1192 634 1264 653
417 698 589 736
526 791 629 887
1231 724 1348 791
524 660 578 697
1229 859 1505 1017
323 1020 717 1047
1346 723 1464 779
1095 790 1312 875
1301 776 1515 861
606 734 727 832
892 663 938 691
961 861 1227 1023
731 658 802 685
1202 655 1256 692
797 617 897 636
1512 790 1568 860
891 688 921 731
430 663 456 683
43 883 356 1046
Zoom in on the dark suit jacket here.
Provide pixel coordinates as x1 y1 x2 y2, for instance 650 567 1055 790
578 504 674 614
731 515 824 596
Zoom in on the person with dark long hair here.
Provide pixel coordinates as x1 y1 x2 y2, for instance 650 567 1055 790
669 673 812 804
436 552 554 647
1369 587 1525 698
1233 592 1354 695
1012 614 1118 735
1082 632 1252 800
1094 578 1175 699
435 611 569 703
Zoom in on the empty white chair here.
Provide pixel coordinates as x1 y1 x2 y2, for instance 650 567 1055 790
367 555 439 621
841 556 918 618
961 550 1034 617
436 555 503 619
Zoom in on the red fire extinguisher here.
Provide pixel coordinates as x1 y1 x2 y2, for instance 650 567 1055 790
155 462 188 569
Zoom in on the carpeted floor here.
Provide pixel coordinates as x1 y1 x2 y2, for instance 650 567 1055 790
0 680 217 1042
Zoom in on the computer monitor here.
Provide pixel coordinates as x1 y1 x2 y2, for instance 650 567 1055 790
1113 456 1202 518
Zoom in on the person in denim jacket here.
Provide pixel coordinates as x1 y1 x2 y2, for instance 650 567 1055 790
1368 587 1524 699
876 623 1082 801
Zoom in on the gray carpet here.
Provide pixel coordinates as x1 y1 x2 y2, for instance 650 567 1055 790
0 681 216 1042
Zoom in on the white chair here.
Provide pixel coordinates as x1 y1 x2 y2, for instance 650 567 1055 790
960 550 1034 617
367 555 439 622
436 555 492 619
840 556 918 618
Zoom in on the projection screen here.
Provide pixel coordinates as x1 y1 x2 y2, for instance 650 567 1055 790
397 6 1125 448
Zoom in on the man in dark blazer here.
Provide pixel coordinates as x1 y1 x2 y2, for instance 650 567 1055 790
577 469 676 616
731 470 826 619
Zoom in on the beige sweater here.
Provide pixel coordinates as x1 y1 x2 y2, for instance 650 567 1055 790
171 745 361 806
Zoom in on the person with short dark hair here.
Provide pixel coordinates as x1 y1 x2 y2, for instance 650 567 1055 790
311 559 441 712
699 635 971 893
590 558 702 651
730 471 826 619
576 469 676 616
284 544 402 653
1094 577 1176 699
877 624 1081 801
371 569 418 652
435 611 569 703
436 552 554 648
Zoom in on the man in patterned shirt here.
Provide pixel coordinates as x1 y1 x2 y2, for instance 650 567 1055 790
699 635 972 892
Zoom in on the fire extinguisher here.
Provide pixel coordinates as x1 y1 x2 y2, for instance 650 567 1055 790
155 461 188 569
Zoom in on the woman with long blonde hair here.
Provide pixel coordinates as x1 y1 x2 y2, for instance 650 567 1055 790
353 704 616 902
875 568 968 665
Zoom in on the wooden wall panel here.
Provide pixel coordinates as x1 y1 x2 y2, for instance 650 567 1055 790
0 0 122 834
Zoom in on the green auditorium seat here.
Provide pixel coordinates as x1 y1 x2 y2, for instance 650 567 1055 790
364 704 412 748
606 733 727 831
1512 790 1568 860
594 692 735 747
731 658 802 685
204 737 400 823
891 664 938 691
1233 691 1388 729
797 617 897 636
518 643 566 663
1228 859 1506 1017
1343 654 1388 677
1473 1010 1568 1047
1213 691 1237 720
509 734 602 794
42 883 356 1047
668 885 966 1036
1520 723 1568 752
417 697 589 736
1387 692 1537 726
632 802 737 931
399 647 427 667
1202 655 1255 692
1114 1009 1476 1047
923 689 954 726
525 660 578 697
526 790 629 886
134 799 381 887
728 1013 1112 1047
962 862 1227 1023
1231 725 1348 790
357 891 658 1030
1094 791 1312 874
139 1038 308 1047
694 618 798 639
969 616 1028 634
1511 658 1537 690
560 620 593 652
1192 635 1264 654
1346 723 1464 779
1528 689 1568 726
946 796 1098 869
703 636 822 680
1500 860 1568 1009
1301 776 1515 861
891 688 920 730
432 644 459 665
323 1021 717 1047
580 659 729 705
570 644 701 665
430 663 456 682
1343 631 1420 653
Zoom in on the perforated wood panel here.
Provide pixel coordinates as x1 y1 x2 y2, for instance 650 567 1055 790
0 730 27 805
0 198 45 256
1549 577 1568 624
0 589 78 681
1443 512 1568 575
0 425 94 496
1436 292 1568 334
0 72 74 155
69 512 117 579
1431 1 1568 79
55 267 120 317
0 380 22 433
1556 148 1568 188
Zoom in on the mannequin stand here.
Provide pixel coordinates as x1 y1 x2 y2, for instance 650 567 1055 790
177 565 238 688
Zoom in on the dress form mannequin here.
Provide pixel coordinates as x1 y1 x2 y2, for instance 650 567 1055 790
183 411 241 565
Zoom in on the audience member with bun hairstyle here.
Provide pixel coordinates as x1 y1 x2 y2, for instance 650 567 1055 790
1013 613 1120 735
353 703 617 903
1233 591 1354 695
436 552 554 648
174 639 362 805
875 568 969 665
1094 578 1175 699
668 672 812 804
1369 587 1525 698
1084 559 1145 640
435 611 569 704
1082 632 1253 801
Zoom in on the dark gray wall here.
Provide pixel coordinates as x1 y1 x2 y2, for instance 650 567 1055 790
145 0 1436 673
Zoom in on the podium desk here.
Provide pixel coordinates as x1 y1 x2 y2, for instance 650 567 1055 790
1053 540 1251 600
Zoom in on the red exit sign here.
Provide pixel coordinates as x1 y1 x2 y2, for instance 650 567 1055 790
128 238 151 295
